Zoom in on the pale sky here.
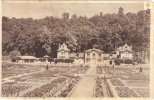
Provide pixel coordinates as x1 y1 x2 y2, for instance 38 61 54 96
2 2 144 19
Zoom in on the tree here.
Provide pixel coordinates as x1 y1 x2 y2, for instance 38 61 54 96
9 50 21 61
62 13 69 20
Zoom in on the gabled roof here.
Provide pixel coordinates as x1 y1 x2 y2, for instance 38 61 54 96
117 44 132 52
85 48 103 53
57 43 70 52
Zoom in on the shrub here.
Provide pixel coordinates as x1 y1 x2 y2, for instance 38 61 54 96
9 50 21 62
55 58 74 63
114 59 123 65
124 59 132 64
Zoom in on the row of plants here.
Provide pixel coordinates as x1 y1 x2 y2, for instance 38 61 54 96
110 78 124 86
59 77 81 97
23 77 67 97
55 59 74 63
95 77 104 97
115 87 139 97
2 84 31 97
2 62 45 78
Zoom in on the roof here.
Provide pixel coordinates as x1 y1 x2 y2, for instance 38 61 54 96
117 44 132 52
57 43 70 52
103 54 110 58
44 55 50 58
103 54 110 59
18 56 36 59
85 48 103 53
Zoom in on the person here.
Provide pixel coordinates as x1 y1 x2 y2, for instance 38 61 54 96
104 75 106 82
140 67 142 72
46 64 48 70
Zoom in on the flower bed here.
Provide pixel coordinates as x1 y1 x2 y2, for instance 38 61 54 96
110 79 124 86
115 87 138 97
59 77 81 97
95 77 103 97
2 84 31 97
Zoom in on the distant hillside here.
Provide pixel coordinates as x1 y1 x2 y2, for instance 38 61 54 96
2 8 150 59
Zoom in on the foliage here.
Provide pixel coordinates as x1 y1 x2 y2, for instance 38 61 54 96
55 58 74 63
115 58 123 65
9 50 21 62
2 8 150 61
124 59 133 64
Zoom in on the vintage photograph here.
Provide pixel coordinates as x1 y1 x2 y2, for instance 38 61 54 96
1 1 151 98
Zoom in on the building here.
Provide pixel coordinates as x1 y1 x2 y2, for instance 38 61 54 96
116 44 133 59
57 43 70 59
84 48 104 65
16 56 37 63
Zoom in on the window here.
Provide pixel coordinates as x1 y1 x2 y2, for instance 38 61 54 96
99 54 101 57
93 53 95 57
87 53 90 56
61 51 64 55
125 52 128 54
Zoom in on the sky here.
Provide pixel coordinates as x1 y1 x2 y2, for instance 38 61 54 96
2 2 144 19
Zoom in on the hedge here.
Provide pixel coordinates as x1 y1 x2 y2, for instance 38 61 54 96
114 59 123 65
55 59 74 63
124 59 133 64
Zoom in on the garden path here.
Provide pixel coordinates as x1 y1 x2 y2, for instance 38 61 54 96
70 65 96 97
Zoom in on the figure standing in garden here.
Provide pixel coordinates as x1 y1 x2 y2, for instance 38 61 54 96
140 67 142 72
46 64 49 70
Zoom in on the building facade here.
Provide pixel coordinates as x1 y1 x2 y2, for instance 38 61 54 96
116 44 133 59
57 43 70 59
84 48 104 65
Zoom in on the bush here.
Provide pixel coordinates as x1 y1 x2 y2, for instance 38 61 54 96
55 58 74 63
124 59 132 64
114 59 123 65
9 50 21 62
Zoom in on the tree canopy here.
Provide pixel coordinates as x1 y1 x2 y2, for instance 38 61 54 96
2 8 150 59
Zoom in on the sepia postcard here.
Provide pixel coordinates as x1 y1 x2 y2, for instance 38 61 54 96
1 1 154 99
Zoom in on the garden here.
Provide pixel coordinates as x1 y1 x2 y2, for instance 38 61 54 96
96 65 150 98
2 62 89 97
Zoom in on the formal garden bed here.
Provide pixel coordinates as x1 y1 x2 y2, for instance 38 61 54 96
96 65 150 98
115 86 140 97
95 77 104 97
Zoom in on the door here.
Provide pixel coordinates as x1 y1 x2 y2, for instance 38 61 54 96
91 58 96 64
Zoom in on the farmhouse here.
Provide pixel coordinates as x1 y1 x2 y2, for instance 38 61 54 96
116 44 133 59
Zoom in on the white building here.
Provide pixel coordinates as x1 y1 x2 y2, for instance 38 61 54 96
57 43 70 59
116 44 133 59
